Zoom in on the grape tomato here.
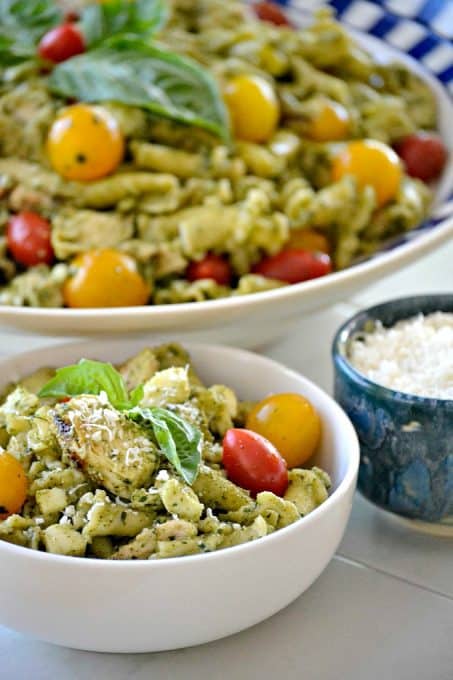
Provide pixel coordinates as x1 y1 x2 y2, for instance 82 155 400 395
253 249 332 284
7 212 54 267
222 428 288 497
38 24 85 63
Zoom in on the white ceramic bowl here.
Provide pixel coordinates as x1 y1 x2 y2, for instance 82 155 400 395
0 340 358 653
0 10 452 345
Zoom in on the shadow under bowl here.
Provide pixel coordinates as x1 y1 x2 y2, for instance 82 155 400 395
332 294 453 528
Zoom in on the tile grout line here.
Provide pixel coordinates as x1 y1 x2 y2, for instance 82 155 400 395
334 553 453 603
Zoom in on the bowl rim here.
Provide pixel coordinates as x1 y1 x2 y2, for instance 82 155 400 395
0 340 359 569
332 293 453 406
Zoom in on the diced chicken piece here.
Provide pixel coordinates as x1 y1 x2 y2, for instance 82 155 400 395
0 386 38 434
35 488 68 516
43 525 87 557
142 367 191 407
52 395 158 498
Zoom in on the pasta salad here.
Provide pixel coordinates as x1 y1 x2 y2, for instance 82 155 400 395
0 343 330 559
0 0 447 308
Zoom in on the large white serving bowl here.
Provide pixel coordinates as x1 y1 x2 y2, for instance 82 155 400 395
0 7 452 345
0 339 358 653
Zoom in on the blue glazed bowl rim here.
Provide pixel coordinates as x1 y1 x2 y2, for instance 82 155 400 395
332 294 453 407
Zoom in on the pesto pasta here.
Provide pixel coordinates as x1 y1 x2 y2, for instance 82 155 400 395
0 0 440 308
0 343 331 559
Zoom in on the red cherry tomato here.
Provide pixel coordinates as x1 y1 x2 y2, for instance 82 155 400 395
186 254 232 286
394 132 448 183
7 212 54 267
253 249 332 284
254 1 292 26
38 24 85 63
222 428 289 497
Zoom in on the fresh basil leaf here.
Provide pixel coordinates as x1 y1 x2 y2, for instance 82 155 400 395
48 38 230 140
128 406 202 485
0 35 34 66
38 358 131 409
80 0 168 47
129 383 145 407
0 0 61 41
0 0 62 65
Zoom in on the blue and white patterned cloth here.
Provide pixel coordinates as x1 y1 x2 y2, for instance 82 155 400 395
275 0 453 95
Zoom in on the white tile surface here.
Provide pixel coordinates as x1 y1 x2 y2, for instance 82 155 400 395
1 558 452 680
340 494 453 598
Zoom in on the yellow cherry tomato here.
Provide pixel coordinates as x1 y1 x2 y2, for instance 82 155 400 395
63 249 150 308
224 74 279 143
286 228 331 255
47 104 124 181
0 452 27 519
332 139 402 207
246 393 321 468
308 100 350 142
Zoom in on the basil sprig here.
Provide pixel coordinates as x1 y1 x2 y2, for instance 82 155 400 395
0 0 62 65
79 0 168 48
38 358 143 410
128 407 202 485
48 38 230 140
39 359 202 485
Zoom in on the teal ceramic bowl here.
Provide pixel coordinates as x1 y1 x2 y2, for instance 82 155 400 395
332 295 453 532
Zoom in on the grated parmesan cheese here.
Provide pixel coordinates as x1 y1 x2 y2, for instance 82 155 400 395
348 312 453 399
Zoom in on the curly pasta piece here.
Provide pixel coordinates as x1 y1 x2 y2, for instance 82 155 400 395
192 464 250 511
0 158 74 199
284 467 331 515
236 142 285 178
0 264 68 308
358 95 415 144
73 172 181 211
0 81 57 163
154 278 230 304
130 141 205 178
82 490 153 538
362 177 431 245
52 209 134 260
111 527 157 560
